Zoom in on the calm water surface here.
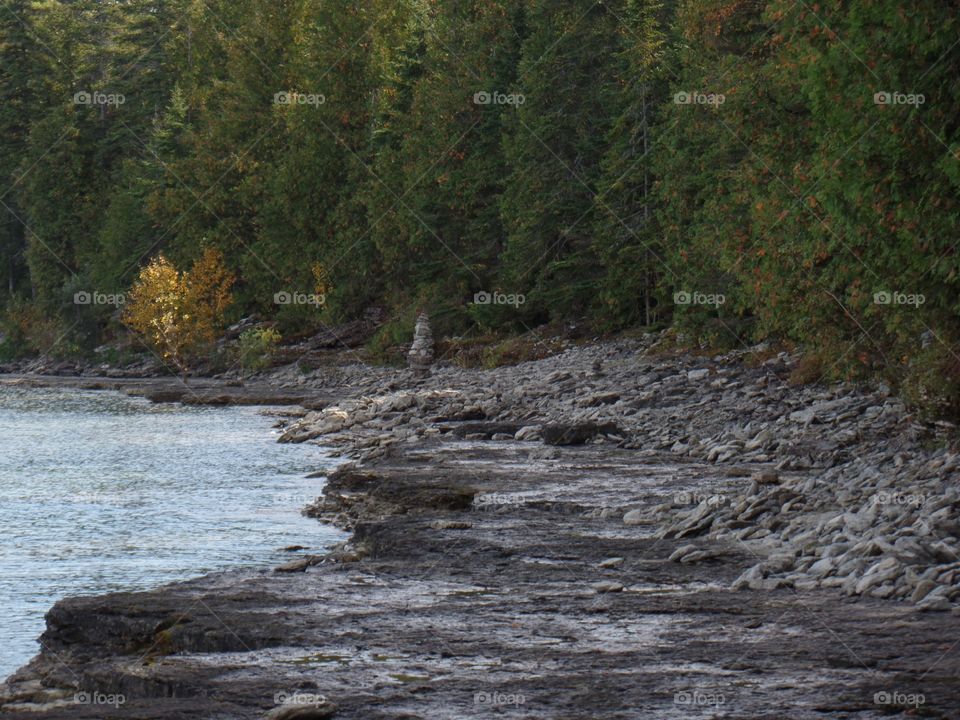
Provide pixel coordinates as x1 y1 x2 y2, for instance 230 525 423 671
0 385 342 680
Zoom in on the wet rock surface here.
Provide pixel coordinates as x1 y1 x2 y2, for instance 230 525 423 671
4 335 960 718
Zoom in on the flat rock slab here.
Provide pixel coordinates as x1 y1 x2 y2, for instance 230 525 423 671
4 444 959 719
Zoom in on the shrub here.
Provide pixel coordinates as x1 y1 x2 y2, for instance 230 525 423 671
238 327 281 374
123 248 234 375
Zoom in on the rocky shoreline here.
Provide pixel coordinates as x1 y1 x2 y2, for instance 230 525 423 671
3 335 960 718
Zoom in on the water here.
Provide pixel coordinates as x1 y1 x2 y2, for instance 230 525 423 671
0 385 344 681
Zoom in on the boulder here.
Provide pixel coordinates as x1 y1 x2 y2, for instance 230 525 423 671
542 422 621 446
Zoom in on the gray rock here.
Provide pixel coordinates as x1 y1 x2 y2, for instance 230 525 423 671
515 425 542 441
407 312 434 376
669 544 699 562
266 698 337 719
912 579 938 604
915 594 951 612
789 408 816 424
542 422 621 446
598 557 625 569
732 564 764 590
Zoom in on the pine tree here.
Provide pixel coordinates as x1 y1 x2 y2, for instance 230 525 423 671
499 0 623 321
0 0 38 297
593 0 667 329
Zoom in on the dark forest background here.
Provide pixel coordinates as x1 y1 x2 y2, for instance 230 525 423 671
1 0 958 411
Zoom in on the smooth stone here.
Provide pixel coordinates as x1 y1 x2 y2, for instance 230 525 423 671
598 557 625 569
265 699 337 719
669 544 700 562
911 579 938 604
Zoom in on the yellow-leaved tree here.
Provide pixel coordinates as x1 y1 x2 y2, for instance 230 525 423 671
123 248 235 376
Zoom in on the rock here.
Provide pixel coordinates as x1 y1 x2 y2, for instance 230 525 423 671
751 470 780 485
592 581 624 593
407 312 434 376
623 509 646 526
678 550 716 564
542 422 620 446
265 698 337 719
789 408 816 424
584 391 621 406
687 368 710 381
808 557 837 577
915 594 951 612
911 579 938 604
451 422 524 439
515 425 542 441
274 557 315 573
669 544 699 562
431 520 473 530
598 557 625 569
733 564 764 590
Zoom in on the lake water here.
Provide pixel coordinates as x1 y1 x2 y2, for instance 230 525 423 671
0 385 343 681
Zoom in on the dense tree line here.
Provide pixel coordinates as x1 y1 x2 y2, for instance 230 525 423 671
0 0 957 410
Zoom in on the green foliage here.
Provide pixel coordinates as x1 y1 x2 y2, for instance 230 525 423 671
238 327 281 373
0 0 957 414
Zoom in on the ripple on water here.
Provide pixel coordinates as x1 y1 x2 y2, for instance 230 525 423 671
0 386 344 680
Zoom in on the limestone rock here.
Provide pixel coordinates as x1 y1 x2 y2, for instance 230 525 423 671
407 312 434 376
